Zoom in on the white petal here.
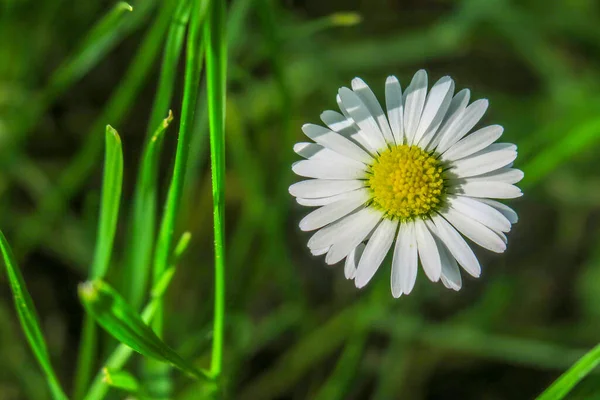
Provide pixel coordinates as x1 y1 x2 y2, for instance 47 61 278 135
436 237 462 291
301 124 373 163
354 219 398 288
325 210 383 265
451 168 524 185
447 195 511 232
453 181 523 199
311 246 330 256
448 143 517 178
293 143 367 169
296 192 354 207
338 87 387 151
441 125 504 162
436 99 489 154
391 222 418 297
477 198 519 223
414 219 441 282
385 76 404 144
403 70 428 144
426 89 470 152
292 160 366 180
320 110 376 155
414 76 454 146
299 189 370 231
289 179 364 198
352 78 395 145
442 208 507 253
345 243 365 280
427 215 481 278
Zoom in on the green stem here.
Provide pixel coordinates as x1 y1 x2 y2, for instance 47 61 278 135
145 0 208 396
536 343 600 400
205 0 227 378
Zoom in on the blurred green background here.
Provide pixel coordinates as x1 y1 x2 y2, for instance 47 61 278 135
2 0 600 399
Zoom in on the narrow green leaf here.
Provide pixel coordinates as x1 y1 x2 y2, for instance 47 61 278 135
124 0 192 313
46 2 135 101
91 125 124 279
125 110 174 310
0 230 68 400
536 343 600 400
82 265 177 400
73 125 124 399
205 0 228 378
144 2 209 395
78 279 210 381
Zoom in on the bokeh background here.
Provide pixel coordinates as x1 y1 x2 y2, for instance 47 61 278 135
2 0 600 399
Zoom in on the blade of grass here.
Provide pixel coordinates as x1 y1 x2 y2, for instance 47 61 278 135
125 109 176 310
78 279 210 381
536 343 600 400
144 0 208 396
44 2 134 102
0 230 68 400
83 233 192 400
74 125 125 399
14 0 178 258
91 126 124 279
204 0 227 379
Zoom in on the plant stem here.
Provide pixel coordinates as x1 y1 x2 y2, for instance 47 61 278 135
205 0 227 378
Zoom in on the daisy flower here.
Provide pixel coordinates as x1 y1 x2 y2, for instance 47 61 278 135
289 70 522 297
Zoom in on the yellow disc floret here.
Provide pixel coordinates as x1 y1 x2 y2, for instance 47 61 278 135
367 144 445 220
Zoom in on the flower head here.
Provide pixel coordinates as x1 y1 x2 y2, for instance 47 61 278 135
289 70 522 297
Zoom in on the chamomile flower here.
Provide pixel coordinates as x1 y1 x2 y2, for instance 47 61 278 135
289 70 522 297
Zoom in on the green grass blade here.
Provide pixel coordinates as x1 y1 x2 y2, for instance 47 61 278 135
45 2 134 101
536 343 600 400
73 125 124 399
146 0 192 140
82 263 178 400
79 279 210 381
125 110 175 310
91 125 124 279
145 0 208 395
205 0 227 379
152 0 208 312
0 230 68 400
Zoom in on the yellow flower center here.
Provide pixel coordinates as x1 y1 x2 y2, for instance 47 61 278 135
367 144 445 220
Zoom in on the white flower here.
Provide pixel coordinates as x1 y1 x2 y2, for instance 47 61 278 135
289 70 523 297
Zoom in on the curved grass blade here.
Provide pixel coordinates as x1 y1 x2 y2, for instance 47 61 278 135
46 2 135 102
82 263 175 400
0 230 68 400
78 279 210 382
536 343 600 400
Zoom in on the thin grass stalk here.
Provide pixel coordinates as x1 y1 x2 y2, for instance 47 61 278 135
204 0 227 379
124 0 191 311
145 0 208 395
